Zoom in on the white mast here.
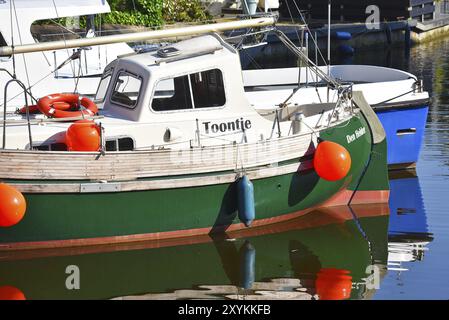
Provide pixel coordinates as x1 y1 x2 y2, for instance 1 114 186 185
0 17 276 56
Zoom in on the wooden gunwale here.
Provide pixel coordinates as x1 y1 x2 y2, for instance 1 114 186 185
0 126 322 181
8 161 313 194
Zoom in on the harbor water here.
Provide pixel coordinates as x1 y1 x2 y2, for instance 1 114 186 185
1 38 449 300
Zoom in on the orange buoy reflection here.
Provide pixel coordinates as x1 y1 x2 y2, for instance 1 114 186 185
0 286 26 300
315 268 353 300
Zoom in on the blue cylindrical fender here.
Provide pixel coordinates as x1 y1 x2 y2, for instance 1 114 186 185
333 31 352 41
237 175 255 227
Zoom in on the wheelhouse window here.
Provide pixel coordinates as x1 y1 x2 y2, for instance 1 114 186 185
152 69 225 112
190 69 225 108
111 71 142 108
152 75 192 111
94 69 114 104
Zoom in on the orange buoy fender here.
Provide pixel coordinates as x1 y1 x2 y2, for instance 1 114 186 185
65 120 101 152
37 93 98 118
315 268 352 300
313 140 352 182
0 286 26 300
0 183 26 227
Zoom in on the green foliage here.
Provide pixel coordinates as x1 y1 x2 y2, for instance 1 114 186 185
102 0 163 27
163 0 212 23
34 0 212 28
103 0 212 26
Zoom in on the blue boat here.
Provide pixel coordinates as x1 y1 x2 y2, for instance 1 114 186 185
242 65 430 169
375 104 429 168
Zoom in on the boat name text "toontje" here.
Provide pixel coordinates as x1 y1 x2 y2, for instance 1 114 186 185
346 127 366 144
203 118 252 134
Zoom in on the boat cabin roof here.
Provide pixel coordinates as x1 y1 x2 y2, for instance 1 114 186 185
117 34 233 70
99 34 252 123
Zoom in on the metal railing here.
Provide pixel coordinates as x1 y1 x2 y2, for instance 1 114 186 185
2 78 33 150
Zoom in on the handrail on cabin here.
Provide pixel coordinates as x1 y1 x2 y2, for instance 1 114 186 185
2 78 33 150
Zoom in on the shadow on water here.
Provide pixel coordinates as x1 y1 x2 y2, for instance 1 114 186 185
0 206 386 300
0 169 435 300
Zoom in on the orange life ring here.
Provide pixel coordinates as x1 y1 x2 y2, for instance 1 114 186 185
37 93 98 118
17 104 40 114
17 101 73 115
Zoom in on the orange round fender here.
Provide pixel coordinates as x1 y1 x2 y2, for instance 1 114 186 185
313 140 352 182
0 183 26 228
37 93 98 118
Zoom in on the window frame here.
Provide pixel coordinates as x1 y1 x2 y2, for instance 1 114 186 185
150 68 227 114
94 68 115 104
109 70 144 109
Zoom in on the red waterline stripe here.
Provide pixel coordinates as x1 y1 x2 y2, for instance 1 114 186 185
0 189 389 252
0 203 389 261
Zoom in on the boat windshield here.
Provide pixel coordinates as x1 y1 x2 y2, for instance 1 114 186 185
110 71 143 109
94 68 114 107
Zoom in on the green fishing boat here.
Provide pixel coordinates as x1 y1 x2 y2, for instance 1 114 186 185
0 19 389 250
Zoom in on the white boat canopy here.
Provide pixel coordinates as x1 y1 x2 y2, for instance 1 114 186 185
0 0 110 45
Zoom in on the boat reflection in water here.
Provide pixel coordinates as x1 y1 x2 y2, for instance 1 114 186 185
0 204 390 300
387 170 433 274
0 170 432 300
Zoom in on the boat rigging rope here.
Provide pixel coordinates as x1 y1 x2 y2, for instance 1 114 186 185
9 0 16 78
73 51 83 94
371 82 421 107
284 0 303 84
51 0 78 90
241 48 263 69
12 0 32 96
47 19 82 39
284 0 302 52
289 0 328 68
274 30 343 102
288 0 334 104
3 51 84 106
348 205 375 270
345 104 379 268
234 27 257 50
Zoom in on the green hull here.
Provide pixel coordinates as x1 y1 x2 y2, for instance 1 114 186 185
0 206 389 300
0 113 389 248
